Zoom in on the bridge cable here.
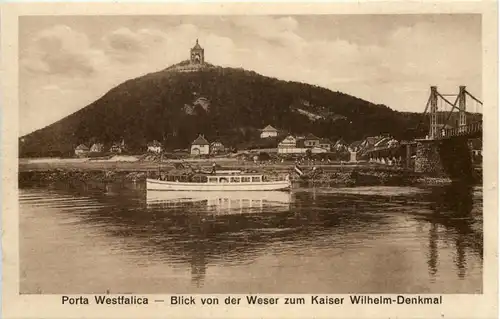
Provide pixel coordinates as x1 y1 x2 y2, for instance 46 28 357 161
440 93 460 130
464 90 483 105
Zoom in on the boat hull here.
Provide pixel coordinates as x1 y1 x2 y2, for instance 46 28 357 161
146 178 291 191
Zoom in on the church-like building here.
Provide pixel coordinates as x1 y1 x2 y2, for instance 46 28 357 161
167 39 212 73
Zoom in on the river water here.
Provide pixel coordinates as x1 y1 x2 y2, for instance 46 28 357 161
19 180 483 294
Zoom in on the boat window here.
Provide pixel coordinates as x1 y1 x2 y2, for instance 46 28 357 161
252 176 261 182
241 177 251 183
208 177 218 183
230 177 241 183
200 176 208 183
219 177 229 183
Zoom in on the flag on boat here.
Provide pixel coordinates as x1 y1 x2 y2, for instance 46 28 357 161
294 164 304 176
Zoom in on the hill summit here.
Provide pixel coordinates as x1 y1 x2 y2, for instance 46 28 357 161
19 39 426 157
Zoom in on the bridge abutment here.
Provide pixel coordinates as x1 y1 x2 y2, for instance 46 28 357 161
439 137 474 183
414 138 475 183
415 140 444 175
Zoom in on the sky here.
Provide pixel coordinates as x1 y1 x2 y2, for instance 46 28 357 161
19 14 482 136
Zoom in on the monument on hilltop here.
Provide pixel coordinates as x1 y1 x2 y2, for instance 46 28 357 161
190 39 205 65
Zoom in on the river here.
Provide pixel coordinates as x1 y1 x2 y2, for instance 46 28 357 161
19 180 483 294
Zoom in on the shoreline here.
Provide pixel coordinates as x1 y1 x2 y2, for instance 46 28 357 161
19 163 473 188
19 157 483 187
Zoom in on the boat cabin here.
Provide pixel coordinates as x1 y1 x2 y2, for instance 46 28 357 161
160 173 265 183
207 175 263 183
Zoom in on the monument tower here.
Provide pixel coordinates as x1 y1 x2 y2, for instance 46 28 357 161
190 39 205 64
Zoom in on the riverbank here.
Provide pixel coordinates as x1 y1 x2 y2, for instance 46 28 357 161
19 165 463 188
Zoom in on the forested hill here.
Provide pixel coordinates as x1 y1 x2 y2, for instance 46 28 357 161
20 62 427 157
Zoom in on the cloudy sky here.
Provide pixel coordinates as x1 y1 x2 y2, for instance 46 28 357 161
19 14 482 136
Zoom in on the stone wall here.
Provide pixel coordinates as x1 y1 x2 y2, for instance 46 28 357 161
415 140 444 175
439 137 474 183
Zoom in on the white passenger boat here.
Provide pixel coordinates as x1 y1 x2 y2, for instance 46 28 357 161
146 170 291 191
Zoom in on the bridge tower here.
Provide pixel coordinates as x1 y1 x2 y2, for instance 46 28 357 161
429 86 439 139
458 85 467 133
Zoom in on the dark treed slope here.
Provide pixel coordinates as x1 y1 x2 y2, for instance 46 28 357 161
20 63 428 157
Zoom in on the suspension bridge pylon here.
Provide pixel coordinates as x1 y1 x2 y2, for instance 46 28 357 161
423 85 482 140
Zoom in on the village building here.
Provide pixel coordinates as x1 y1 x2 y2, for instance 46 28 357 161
360 136 384 151
332 139 348 152
210 141 225 154
147 140 163 153
303 133 320 148
260 125 279 139
191 134 210 156
318 138 332 152
278 135 297 148
277 135 300 154
74 144 89 157
367 136 400 151
90 143 104 153
110 139 126 154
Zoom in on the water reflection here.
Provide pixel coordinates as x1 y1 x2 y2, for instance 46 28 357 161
423 183 482 282
19 180 483 293
146 190 292 215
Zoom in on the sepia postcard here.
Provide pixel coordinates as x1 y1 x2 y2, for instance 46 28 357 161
1 1 498 319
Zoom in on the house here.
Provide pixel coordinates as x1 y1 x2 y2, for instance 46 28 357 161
361 136 382 150
74 144 89 157
147 140 163 153
90 143 104 153
332 139 348 152
318 138 332 152
210 141 225 154
303 133 320 148
110 140 126 154
277 135 307 154
278 135 297 148
260 125 279 138
372 137 399 150
191 134 210 156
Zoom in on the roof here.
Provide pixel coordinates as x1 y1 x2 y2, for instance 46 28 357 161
192 134 209 146
349 140 363 148
261 125 278 132
334 138 346 146
304 133 320 140
75 144 89 150
319 138 331 144
374 137 391 147
365 136 381 146
280 135 296 142
192 39 203 50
